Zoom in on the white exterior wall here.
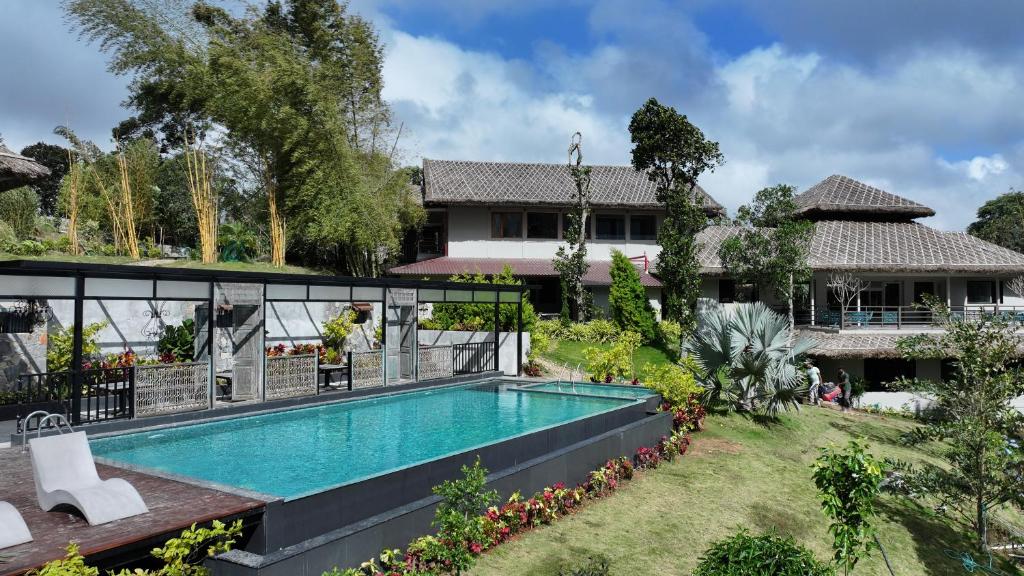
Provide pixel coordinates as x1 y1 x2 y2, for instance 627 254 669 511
418 329 530 376
445 206 662 262
809 273 1024 310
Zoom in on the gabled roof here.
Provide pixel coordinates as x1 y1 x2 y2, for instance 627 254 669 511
695 221 1024 275
422 158 724 214
794 175 935 219
389 256 662 287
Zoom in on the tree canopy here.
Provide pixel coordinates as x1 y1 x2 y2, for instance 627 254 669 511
719 184 813 326
629 97 723 330
66 0 422 273
967 189 1024 254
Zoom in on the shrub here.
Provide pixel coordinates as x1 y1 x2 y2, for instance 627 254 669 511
640 360 702 409
28 543 98 576
527 328 551 363
607 249 657 342
47 321 106 372
322 310 357 351
656 319 682 351
584 331 641 382
427 266 536 333
0 186 40 239
693 530 835 576
157 319 195 363
0 220 17 249
535 319 620 344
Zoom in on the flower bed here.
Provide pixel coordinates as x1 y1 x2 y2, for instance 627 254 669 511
330 426 694 576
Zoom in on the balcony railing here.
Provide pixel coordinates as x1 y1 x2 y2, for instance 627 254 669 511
793 305 1024 329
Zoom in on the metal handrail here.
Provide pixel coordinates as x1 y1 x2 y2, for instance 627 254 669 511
20 410 74 452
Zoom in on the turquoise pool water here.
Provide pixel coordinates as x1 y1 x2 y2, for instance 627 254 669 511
90 383 632 499
519 381 656 400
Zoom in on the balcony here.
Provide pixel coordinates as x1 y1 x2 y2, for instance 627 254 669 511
792 305 1024 330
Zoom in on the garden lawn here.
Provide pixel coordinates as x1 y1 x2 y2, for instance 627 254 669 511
542 339 676 374
468 407 1024 576
0 253 322 275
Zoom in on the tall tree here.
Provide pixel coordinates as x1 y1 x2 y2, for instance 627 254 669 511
718 184 813 328
20 142 71 217
67 0 421 273
608 249 657 342
967 189 1024 253
629 98 723 331
894 303 1024 551
553 132 592 322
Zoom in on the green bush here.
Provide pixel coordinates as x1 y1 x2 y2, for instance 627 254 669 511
585 331 641 381
640 360 703 408
0 186 40 239
608 249 656 342
323 310 357 351
0 220 17 249
47 322 106 372
535 319 620 344
527 329 551 363
157 320 195 362
656 319 682 350
693 530 834 576
28 543 98 576
427 266 536 333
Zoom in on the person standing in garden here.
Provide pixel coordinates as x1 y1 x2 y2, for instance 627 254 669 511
837 368 852 412
805 360 822 406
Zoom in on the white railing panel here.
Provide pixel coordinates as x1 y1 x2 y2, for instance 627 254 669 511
134 362 210 418
265 354 318 400
418 345 454 381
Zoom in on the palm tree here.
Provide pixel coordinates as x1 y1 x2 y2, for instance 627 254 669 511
685 302 815 415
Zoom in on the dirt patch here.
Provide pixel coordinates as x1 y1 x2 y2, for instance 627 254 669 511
688 437 743 457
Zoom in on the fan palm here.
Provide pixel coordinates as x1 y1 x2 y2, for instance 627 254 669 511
685 302 815 415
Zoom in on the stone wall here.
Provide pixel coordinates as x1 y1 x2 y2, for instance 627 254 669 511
0 332 46 393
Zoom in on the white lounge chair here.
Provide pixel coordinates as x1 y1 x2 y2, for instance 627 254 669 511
0 501 32 549
29 431 149 525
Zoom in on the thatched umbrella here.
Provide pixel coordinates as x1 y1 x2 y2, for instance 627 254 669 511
0 143 50 192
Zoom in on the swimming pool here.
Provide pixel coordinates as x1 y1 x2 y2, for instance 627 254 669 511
90 382 634 499
517 381 657 400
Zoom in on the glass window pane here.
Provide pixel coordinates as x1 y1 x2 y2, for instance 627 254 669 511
491 212 522 238
526 212 558 239
630 214 658 240
596 214 626 240
966 281 994 304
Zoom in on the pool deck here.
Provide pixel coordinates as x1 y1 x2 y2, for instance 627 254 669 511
0 447 268 576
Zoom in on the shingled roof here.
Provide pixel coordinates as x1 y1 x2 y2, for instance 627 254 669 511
696 221 1024 274
794 175 935 219
422 158 724 214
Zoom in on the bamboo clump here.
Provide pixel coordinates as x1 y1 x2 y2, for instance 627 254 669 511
115 146 141 259
264 157 286 267
183 133 218 263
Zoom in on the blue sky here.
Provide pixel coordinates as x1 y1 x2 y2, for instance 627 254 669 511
3 0 1024 230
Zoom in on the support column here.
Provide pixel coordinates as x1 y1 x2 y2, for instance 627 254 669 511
516 296 523 377
207 281 215 408
493 294 500 373
70 276 84 425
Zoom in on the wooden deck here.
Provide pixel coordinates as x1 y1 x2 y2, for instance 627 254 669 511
0 447 267 575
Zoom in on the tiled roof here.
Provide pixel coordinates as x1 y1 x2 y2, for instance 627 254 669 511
389 257 662 287
797 330 904 359
696 221 1024 274
422 158 724 214
794 175 935 219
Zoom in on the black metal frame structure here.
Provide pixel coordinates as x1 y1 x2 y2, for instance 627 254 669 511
0 260 528 426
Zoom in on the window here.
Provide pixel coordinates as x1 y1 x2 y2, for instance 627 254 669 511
595 214 626 240
491 212 522 239
561 213 591 239
864 359 915 392
719 279 736 303
526 212 559 239
629 214 658 240
966 280 995 304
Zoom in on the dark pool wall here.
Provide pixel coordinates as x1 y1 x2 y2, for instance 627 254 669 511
252 400 650 552
208 409 672 576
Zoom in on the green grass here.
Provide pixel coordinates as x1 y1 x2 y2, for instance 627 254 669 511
541 339 676 374
468 408 1024 576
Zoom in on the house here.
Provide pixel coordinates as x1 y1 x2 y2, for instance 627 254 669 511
390 158 724 316
697 174 1024 407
